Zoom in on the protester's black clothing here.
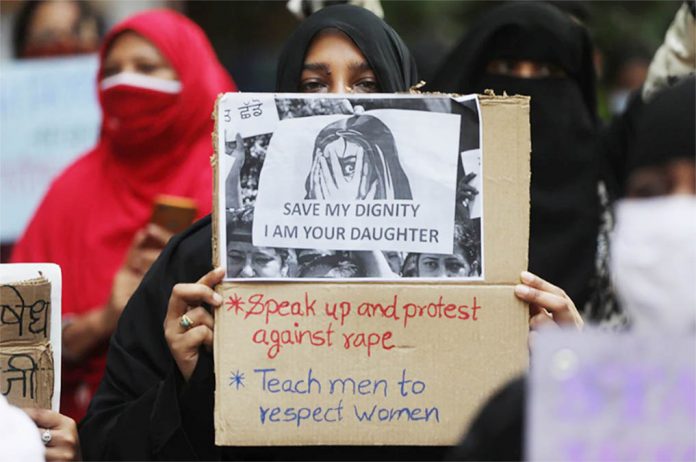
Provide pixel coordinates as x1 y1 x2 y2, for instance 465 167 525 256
430 2 600 313
446 376 525 461
276 4 418 93
79 217 449 460
627 75 696 175
79 6 450 460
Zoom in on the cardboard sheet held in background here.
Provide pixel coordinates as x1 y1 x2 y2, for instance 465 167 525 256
0 275 53 409
212 94 531 445
1 264 62 410
0 344 54 409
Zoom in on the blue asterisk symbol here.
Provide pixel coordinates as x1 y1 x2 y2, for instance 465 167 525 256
229 370 246 390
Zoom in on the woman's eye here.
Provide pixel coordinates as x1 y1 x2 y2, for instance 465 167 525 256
423 261 438 270
101 66 119 78
253 256 275 266
136 63 159 74
445 260 466 273
227 253 245 264
300 81 327 93
353 79 379 93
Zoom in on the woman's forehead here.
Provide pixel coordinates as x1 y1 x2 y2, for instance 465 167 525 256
303 28 369 66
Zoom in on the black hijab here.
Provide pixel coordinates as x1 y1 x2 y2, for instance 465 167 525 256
627 75 696 176
431 2 600 311
276 4 418 93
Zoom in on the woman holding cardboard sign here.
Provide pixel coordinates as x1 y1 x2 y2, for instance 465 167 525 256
11 10 236 421
80 5 581 460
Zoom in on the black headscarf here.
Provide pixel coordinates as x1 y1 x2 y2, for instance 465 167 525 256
276 4 418 93
431 2 600 311
627 75 696 176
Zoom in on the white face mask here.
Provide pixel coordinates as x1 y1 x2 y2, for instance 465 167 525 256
610 196 696 333
100 72 182 93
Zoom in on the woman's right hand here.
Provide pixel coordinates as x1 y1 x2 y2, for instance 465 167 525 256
164 267 225 381
103 224 174 332
63 224 174 361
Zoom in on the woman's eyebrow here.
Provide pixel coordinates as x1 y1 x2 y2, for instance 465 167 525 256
302 62 331 74
348 61 372 72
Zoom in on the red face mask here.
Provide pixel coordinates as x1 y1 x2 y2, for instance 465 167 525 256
100 73 181 148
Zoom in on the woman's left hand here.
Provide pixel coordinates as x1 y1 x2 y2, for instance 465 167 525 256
23 408 80 462
514 271 584 331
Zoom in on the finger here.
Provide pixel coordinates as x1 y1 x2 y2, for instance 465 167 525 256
40 426 77 447
319 157 336 196
520 271 567 299
319 155 337 190
129 248 162 274
22 408 64 428
129 228 148 250
368 179 378 199
529 311 558 331
166 282 223 320
353 147 365 184
176 324 214 351
234 133 246 162
145 223 174 247
462 172 477 184
196 266 226 287
45 446 77 462
328 144 345 185
515 284 580 325
316 161 328 199
515 284 571 315
179 306 214 332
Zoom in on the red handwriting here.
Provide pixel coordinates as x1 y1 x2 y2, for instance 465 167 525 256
342 330 394 357
242 292 317 325
252 322 335 359
401 296 481 328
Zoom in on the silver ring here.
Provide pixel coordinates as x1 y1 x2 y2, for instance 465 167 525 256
179 314 194 330
41 428 52 446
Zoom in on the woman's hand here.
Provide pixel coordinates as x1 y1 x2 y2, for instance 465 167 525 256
456 172 478 219
309 143 375 200
105 224 174 330
225 133 246 210
514 271 584 331
63 224 174 362
23 408 80 462
164 267 225 381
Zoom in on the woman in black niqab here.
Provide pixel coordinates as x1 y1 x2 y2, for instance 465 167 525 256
431 1 600 314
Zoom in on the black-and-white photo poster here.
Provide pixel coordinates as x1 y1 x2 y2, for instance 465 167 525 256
217 93 482 281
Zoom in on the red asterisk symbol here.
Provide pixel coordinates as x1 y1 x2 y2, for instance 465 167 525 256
225 293 245 315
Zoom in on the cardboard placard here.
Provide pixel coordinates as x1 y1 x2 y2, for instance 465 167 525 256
0 277 51 345
0 276 53 409
0 344 54 409
213 93 531 445
528 331 696 461
0 264 62 410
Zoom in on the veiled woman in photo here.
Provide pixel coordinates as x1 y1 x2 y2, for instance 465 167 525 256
305 114 413 200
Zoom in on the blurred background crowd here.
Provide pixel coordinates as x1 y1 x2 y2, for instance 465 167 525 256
0 0 684 260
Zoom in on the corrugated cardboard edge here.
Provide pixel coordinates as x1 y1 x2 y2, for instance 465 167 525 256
211 94 224 270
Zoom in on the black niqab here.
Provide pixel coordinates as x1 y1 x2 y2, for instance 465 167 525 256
431 2 600 311
276 4 418 93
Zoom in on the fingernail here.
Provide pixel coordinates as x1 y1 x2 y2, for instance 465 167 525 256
521 271 534 283
213 293 223 304
515 284 529 296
